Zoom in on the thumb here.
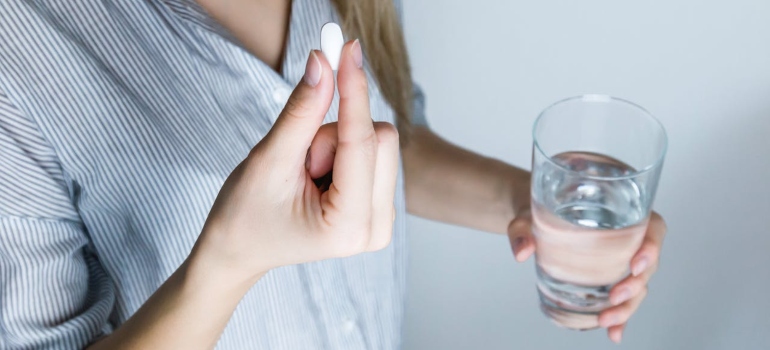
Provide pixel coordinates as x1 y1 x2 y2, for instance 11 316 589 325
263 50 334 158
508 208 535 262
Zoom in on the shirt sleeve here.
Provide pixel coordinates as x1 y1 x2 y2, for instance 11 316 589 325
0 90 115 349
411 83 428 126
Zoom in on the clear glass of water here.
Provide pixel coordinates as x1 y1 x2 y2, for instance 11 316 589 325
531 94 667 330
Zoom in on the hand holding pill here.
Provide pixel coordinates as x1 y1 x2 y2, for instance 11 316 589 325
196 27 399 281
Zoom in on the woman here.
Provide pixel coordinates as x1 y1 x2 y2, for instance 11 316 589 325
0 0 666 348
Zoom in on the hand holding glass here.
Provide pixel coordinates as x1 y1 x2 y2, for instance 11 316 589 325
531 95 667 330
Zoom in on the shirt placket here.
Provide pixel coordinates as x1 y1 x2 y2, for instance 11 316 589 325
285 2 368 348
304 261 367 349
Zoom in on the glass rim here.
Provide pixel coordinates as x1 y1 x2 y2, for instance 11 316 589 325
532 94 668 181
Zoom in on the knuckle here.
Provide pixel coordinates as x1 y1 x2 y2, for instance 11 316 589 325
282 94 313 119
317 121 338 135
356 132 378 157
618 313 632 324
642 247 662 266
641 241 660 256
373 122 399 146
339 78 369 100
361 128 379 146
352 77 369 95
341 129 378 150
622 277 638 290
507 215 531 235
629 280 646 295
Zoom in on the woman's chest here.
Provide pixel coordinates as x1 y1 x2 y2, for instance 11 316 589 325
0 0 397 238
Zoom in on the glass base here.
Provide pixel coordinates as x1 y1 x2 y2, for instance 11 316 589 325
536 265 613 330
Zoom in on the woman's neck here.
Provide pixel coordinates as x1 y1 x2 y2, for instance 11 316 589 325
196 0 292 72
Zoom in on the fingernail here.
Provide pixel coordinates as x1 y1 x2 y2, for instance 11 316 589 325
632 257 649 276
611 288 631 306
351 39 363 68
600 314 619 328
303 51 322 87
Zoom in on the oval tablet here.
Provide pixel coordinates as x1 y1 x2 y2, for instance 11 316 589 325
320 22 344 70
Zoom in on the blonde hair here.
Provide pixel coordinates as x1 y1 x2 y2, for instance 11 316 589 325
331 0 414 143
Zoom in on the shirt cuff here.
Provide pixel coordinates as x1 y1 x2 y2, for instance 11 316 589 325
411 82 428 127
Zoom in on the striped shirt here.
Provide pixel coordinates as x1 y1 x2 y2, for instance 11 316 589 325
0 0 426 349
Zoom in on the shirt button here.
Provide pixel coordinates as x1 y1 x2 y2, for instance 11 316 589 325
341 318 356 333
272 86 291 105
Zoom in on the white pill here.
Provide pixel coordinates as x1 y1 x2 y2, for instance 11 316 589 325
320 22 344 70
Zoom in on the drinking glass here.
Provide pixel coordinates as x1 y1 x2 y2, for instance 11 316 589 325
531 94 667 330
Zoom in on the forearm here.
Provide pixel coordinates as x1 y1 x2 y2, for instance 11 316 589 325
87 246 263 350
402 127 530 234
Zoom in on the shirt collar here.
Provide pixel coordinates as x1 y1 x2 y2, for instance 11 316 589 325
160 0 237 45
161 0 340 86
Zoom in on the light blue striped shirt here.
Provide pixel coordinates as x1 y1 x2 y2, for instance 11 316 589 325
0 0 426 348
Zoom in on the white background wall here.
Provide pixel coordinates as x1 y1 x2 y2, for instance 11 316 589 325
400 1 770 349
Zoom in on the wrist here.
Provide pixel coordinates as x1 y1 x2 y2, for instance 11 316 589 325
186 236 269 295
507 167 531 218
483 157 531 226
